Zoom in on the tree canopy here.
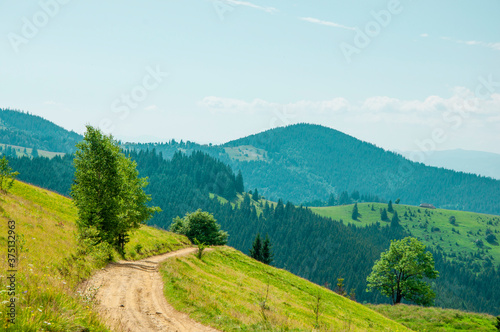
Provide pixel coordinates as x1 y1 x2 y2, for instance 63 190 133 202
366 237 439 306
0 156 19 193
71 126 159 252
170 209 228 246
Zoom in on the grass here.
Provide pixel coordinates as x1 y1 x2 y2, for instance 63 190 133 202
0 180 191 331
368 304 497 331
224 145 268 162
311 203 500 270
160 246 411 332
0 144 65 159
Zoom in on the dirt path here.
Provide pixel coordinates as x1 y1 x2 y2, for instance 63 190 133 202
83 248 220 332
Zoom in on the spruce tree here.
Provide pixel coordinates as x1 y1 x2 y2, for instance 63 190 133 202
252 188 259 201
235 170 244 193
249 233 263 261
352 203 359 220
381 208 389 221
262 234 273 265
388 200 394 213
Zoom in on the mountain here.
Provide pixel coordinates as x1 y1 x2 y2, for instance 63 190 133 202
220 124 500 215
401 149 500 180
0 108 82 153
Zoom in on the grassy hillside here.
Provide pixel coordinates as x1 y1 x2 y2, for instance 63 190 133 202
160 246 411 332
369 304 497 331
0 181 191 331
311 203 500 270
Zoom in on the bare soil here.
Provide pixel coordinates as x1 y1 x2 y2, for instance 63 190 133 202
83 248 220 332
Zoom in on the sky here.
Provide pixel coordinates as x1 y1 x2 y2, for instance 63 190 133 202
1 0 499 154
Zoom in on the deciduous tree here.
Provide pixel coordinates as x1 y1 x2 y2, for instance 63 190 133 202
0 156 19 193
71 126 159 252
366 237 438 306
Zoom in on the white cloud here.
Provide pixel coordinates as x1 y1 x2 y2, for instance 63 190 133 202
300 17 355 31
420 33 429 38
441 36 500 51
225 0 277 13
199 88 500 125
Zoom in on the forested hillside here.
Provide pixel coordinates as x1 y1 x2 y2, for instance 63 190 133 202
3 110 500 216
0 108 82 153
7 149 500 315
222 124 500 215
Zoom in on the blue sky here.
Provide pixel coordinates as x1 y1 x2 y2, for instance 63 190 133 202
1 0 499 154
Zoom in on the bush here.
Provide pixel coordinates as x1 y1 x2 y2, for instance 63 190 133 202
170 209 228 245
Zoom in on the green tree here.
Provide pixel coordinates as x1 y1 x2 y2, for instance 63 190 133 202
31 148 39 158
381 208 389 221
172 209 228 245
366 237 439 306
262 234 273 265
335 277 347 296
250 233 263 261
388 200 394 213
235 170 244 193
351 203 359 220
252 188 260 201
0 156 19 193
71 126 159 252
391 210 400 223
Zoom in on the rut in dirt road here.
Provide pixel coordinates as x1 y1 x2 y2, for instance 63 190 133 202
83 247 220 332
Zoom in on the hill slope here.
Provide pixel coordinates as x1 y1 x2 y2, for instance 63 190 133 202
0 108 82 153
161 246 411 331
0 181 191 331
369 304 497 331
222 124 500 215
311 203 500 270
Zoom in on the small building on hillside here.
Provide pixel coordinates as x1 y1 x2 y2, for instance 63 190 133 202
419 203 436 209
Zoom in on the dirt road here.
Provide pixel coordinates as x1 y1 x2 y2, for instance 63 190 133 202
83 247 220 332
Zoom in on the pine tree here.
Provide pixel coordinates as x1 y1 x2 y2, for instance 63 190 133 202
249 233 263 261
335 278 347 296
235 170 244 193
388 200 394 213
391 211 400 228
327 193 336 206
381 208 389 221
262 234 273 265
352 203 359 220
252 188 259 201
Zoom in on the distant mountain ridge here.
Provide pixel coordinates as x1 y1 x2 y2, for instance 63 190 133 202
220 124 500 215
0 108 82 153
401 149 500 180
2 109 500 216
